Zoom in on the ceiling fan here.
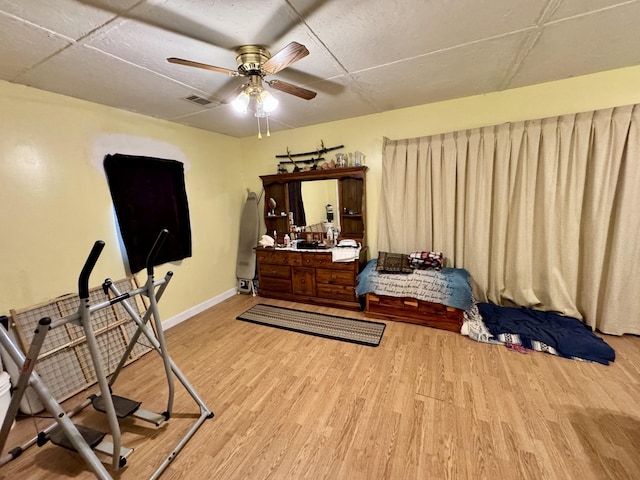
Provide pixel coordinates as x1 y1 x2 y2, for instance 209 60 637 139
168 41 316 105
168 42 316 138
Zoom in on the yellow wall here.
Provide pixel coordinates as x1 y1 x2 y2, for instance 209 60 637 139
2 64 640 323
0 80 242 321
300 180 338 226
240 64 640 258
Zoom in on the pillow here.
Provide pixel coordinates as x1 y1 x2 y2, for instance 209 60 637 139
408 251 443 271
376 251 412 274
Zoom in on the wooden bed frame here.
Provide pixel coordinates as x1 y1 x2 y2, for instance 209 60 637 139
365 292 464 332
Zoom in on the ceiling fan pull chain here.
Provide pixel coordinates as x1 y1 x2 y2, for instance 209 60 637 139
266 115 271 137
257 116 263 139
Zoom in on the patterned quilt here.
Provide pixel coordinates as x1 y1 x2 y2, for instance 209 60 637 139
356 259 473 311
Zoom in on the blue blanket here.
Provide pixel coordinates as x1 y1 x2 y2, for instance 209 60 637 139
478 303 615 365
356 259 473 311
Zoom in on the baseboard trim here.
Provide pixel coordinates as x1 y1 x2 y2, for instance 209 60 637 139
162 287 237 330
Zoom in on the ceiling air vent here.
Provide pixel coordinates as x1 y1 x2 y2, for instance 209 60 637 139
182 94 214 107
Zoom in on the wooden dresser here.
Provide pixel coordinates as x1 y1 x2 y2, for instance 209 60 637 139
256 247 367 310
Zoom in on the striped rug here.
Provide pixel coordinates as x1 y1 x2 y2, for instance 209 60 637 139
237 304 385 347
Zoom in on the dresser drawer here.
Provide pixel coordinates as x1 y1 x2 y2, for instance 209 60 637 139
259 264 291 279
418 301 462 321
299 252 331 268
417 301 447 315
316 268 354 286
259 277 292 294
368 293 404 308
316 284 356 302
304 253 356 270
366 293 463 332
256 250 302 266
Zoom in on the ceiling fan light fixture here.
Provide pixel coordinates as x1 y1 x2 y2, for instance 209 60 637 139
259 89 279 113
232 91 250 113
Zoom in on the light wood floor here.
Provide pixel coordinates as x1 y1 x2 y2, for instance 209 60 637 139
2 294 640 479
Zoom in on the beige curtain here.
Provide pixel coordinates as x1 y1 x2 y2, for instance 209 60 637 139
378 105 640 335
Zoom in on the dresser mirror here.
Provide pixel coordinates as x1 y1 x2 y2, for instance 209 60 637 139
300 179 339 229
260 166 367 245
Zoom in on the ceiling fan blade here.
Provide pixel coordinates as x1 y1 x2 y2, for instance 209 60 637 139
167 57 239 76
262 42 309 75
268 79 317 100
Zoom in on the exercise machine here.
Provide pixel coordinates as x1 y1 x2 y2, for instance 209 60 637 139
0 230 213 479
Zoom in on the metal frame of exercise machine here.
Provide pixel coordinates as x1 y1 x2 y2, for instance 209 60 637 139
0 230 213 479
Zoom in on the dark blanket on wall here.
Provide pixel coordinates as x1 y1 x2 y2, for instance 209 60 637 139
478 303 616 365
104 154 192 273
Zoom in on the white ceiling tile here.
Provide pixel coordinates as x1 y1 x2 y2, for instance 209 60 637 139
0 0 139 39
126 0 306 49
266 76 378 128
86 17 235 100
547 0 636 21
16 44 213 119
0 13 72 80
510 1 640 88
295 0 548 71
352 33 527 111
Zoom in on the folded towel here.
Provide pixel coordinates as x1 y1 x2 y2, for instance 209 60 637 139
332 247 360 263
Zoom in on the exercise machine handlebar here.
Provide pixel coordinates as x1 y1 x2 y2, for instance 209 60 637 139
78 241 105 299
146 229 169 275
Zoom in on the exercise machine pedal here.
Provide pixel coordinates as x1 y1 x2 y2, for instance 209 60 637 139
46 424 134 467
39 423 133 469
92 394 140 418
47 424 106 450
92 394 167 427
